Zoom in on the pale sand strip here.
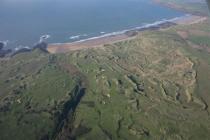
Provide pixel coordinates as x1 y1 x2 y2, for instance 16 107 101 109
173 15 208 25
47 15 207 54
47 34 132 53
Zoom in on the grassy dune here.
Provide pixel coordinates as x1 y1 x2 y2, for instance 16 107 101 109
60 28 210 140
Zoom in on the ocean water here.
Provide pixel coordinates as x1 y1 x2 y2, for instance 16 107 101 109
0 0 184 48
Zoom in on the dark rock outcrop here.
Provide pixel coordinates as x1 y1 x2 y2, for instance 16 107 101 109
0 42 4 51
0 49 12 58
33 42 48 53
11 42 48 57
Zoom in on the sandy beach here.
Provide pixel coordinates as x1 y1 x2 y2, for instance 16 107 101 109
47 15 207 54
47 33 132 53
173 15 208 25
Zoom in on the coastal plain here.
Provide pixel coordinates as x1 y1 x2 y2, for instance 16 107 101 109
0 0 210 140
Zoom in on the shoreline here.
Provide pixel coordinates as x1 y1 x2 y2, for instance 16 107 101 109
152 0 208 16
47 14 207 54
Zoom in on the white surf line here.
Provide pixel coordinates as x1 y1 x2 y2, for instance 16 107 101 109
39 34 51 42
0 40 9 47
50 14 190 46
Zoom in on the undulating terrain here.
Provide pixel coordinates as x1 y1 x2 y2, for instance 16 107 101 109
154 0 210 15
0 0 210 140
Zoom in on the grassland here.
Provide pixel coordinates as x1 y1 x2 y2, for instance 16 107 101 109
58 24 210 139
0 49 88 140
1 18 210 139
1 0 210 140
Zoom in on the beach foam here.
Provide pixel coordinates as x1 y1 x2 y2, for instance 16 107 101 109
14 45 30 51
0 40 9 48
39 34 51 42
70 14 191 43
48 14 191 47
69 35 80 40
69 34 88 40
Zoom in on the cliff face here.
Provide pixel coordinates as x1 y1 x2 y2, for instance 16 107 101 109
6 42 48 57
33 42 48 53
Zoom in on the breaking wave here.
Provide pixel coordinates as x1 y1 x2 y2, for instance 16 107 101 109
39 34 51 42
66 14 191 44
69 34 88 40
0 40 9 48
14 45 30 51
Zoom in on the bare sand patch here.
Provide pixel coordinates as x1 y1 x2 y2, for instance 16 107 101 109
177 31 189 39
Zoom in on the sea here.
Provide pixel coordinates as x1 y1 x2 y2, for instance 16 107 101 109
0 0 184 49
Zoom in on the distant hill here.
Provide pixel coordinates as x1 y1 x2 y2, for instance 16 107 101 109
154 0 209 15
